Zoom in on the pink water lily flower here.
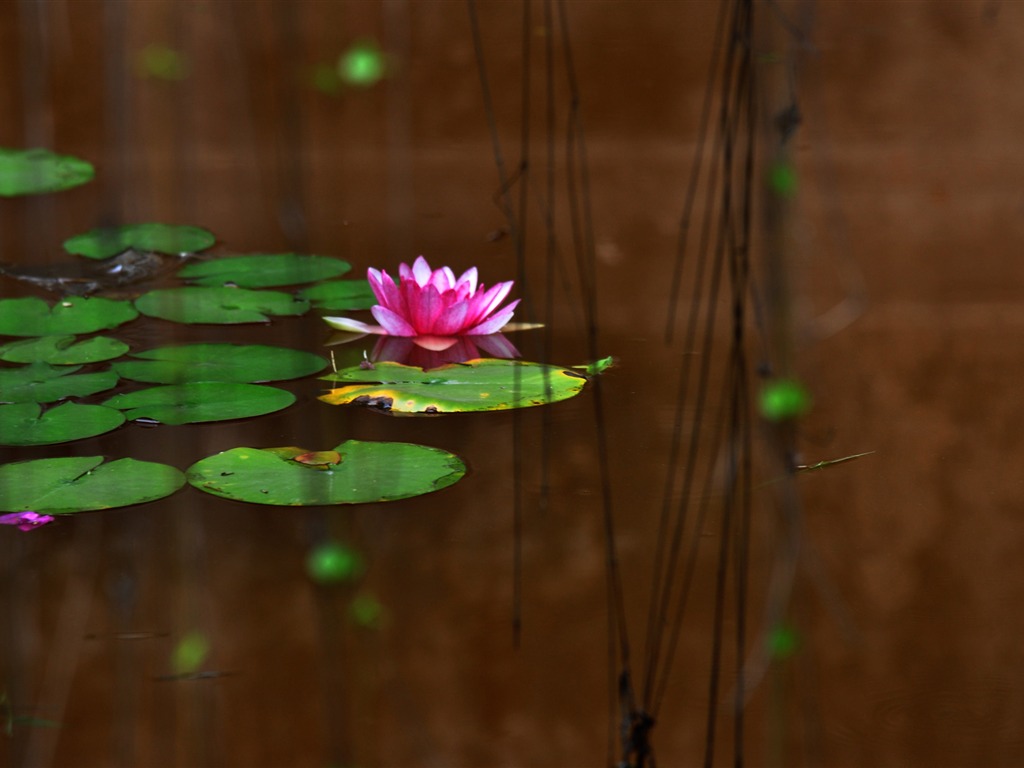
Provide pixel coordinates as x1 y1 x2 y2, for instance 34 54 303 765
324 256 519 344
0 511 55 531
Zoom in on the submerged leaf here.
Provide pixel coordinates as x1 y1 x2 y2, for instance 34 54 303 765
64 223 215 260
319 359 587 413
0 456 185 513
178 253 351 288
102 382 295 425
0 147 94 196
186 439 465 505
134 286 309 324
0 296 138 337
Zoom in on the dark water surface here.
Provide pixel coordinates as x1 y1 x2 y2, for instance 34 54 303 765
1 2 1023 766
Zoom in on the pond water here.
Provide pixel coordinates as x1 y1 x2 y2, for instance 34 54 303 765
2 2 1024 766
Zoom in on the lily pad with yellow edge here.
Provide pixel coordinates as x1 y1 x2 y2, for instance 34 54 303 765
318 359 588 414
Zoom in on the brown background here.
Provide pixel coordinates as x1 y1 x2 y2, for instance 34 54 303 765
0 1 1022 766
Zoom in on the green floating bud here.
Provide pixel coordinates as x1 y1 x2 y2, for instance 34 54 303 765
307 541 364 584
768 160 797 198
759 378 811 422
173 630 209 675
139 44 189 82
766 624 799 659
337 42 385 87
349 592 384 628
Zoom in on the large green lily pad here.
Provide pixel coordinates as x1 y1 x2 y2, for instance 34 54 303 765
0 147 94 196
0 402 125 445
0 297 138 337
0 335 129 364
178 254 351 288
64 223 216 260
0 363 119 403
102 382 295 425
0 456 185 514
319 359 588 413
112 343 327 384
134 286 310 324
186 440 465 505
298 279 376 310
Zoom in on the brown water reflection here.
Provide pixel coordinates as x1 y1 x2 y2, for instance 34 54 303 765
1 1 1023 766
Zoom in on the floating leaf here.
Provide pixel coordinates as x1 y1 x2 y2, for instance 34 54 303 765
102 382 295 425
0 402 125 445
178 253 351 288
298 279 376 310
0 147 94 196
0 297 138 337
0 335 129 364
64 223 216 260
134 286 309 324
319 359 588 413
186 439 465 505
113 344 326 384
0 456 185 513
0 363 118 403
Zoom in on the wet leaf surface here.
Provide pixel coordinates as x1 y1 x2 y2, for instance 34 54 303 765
178 253 350 288
0 362 119 403
102 382 296 425
0 456 185 513
0 297 138 337
186 439 465 505
64 223 216 260
112 343 326 384
0 402 125 445
319 358 588 413
134 286 309 324
0 335 129 364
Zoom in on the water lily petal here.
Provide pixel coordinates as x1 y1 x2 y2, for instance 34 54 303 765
323 316 385 335
455 267 478 296
0 511 54 531
466 299 519 335
408 285 446 334
432 300 470 335
371 305 417 336
411 256 433 287
370 268 405 316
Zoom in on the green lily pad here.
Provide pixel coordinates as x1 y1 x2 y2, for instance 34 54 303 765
134 286 310 324
186 439 465 506
319 359 588 413
0 297 138 337
0 402 125 445
0 456 185 514
0 334 129 364
113 343 327 384
0 363 119 403
102 382 295 425
298 279 376 310
178 253 351 288
0 147 94 196
64 223 216 260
